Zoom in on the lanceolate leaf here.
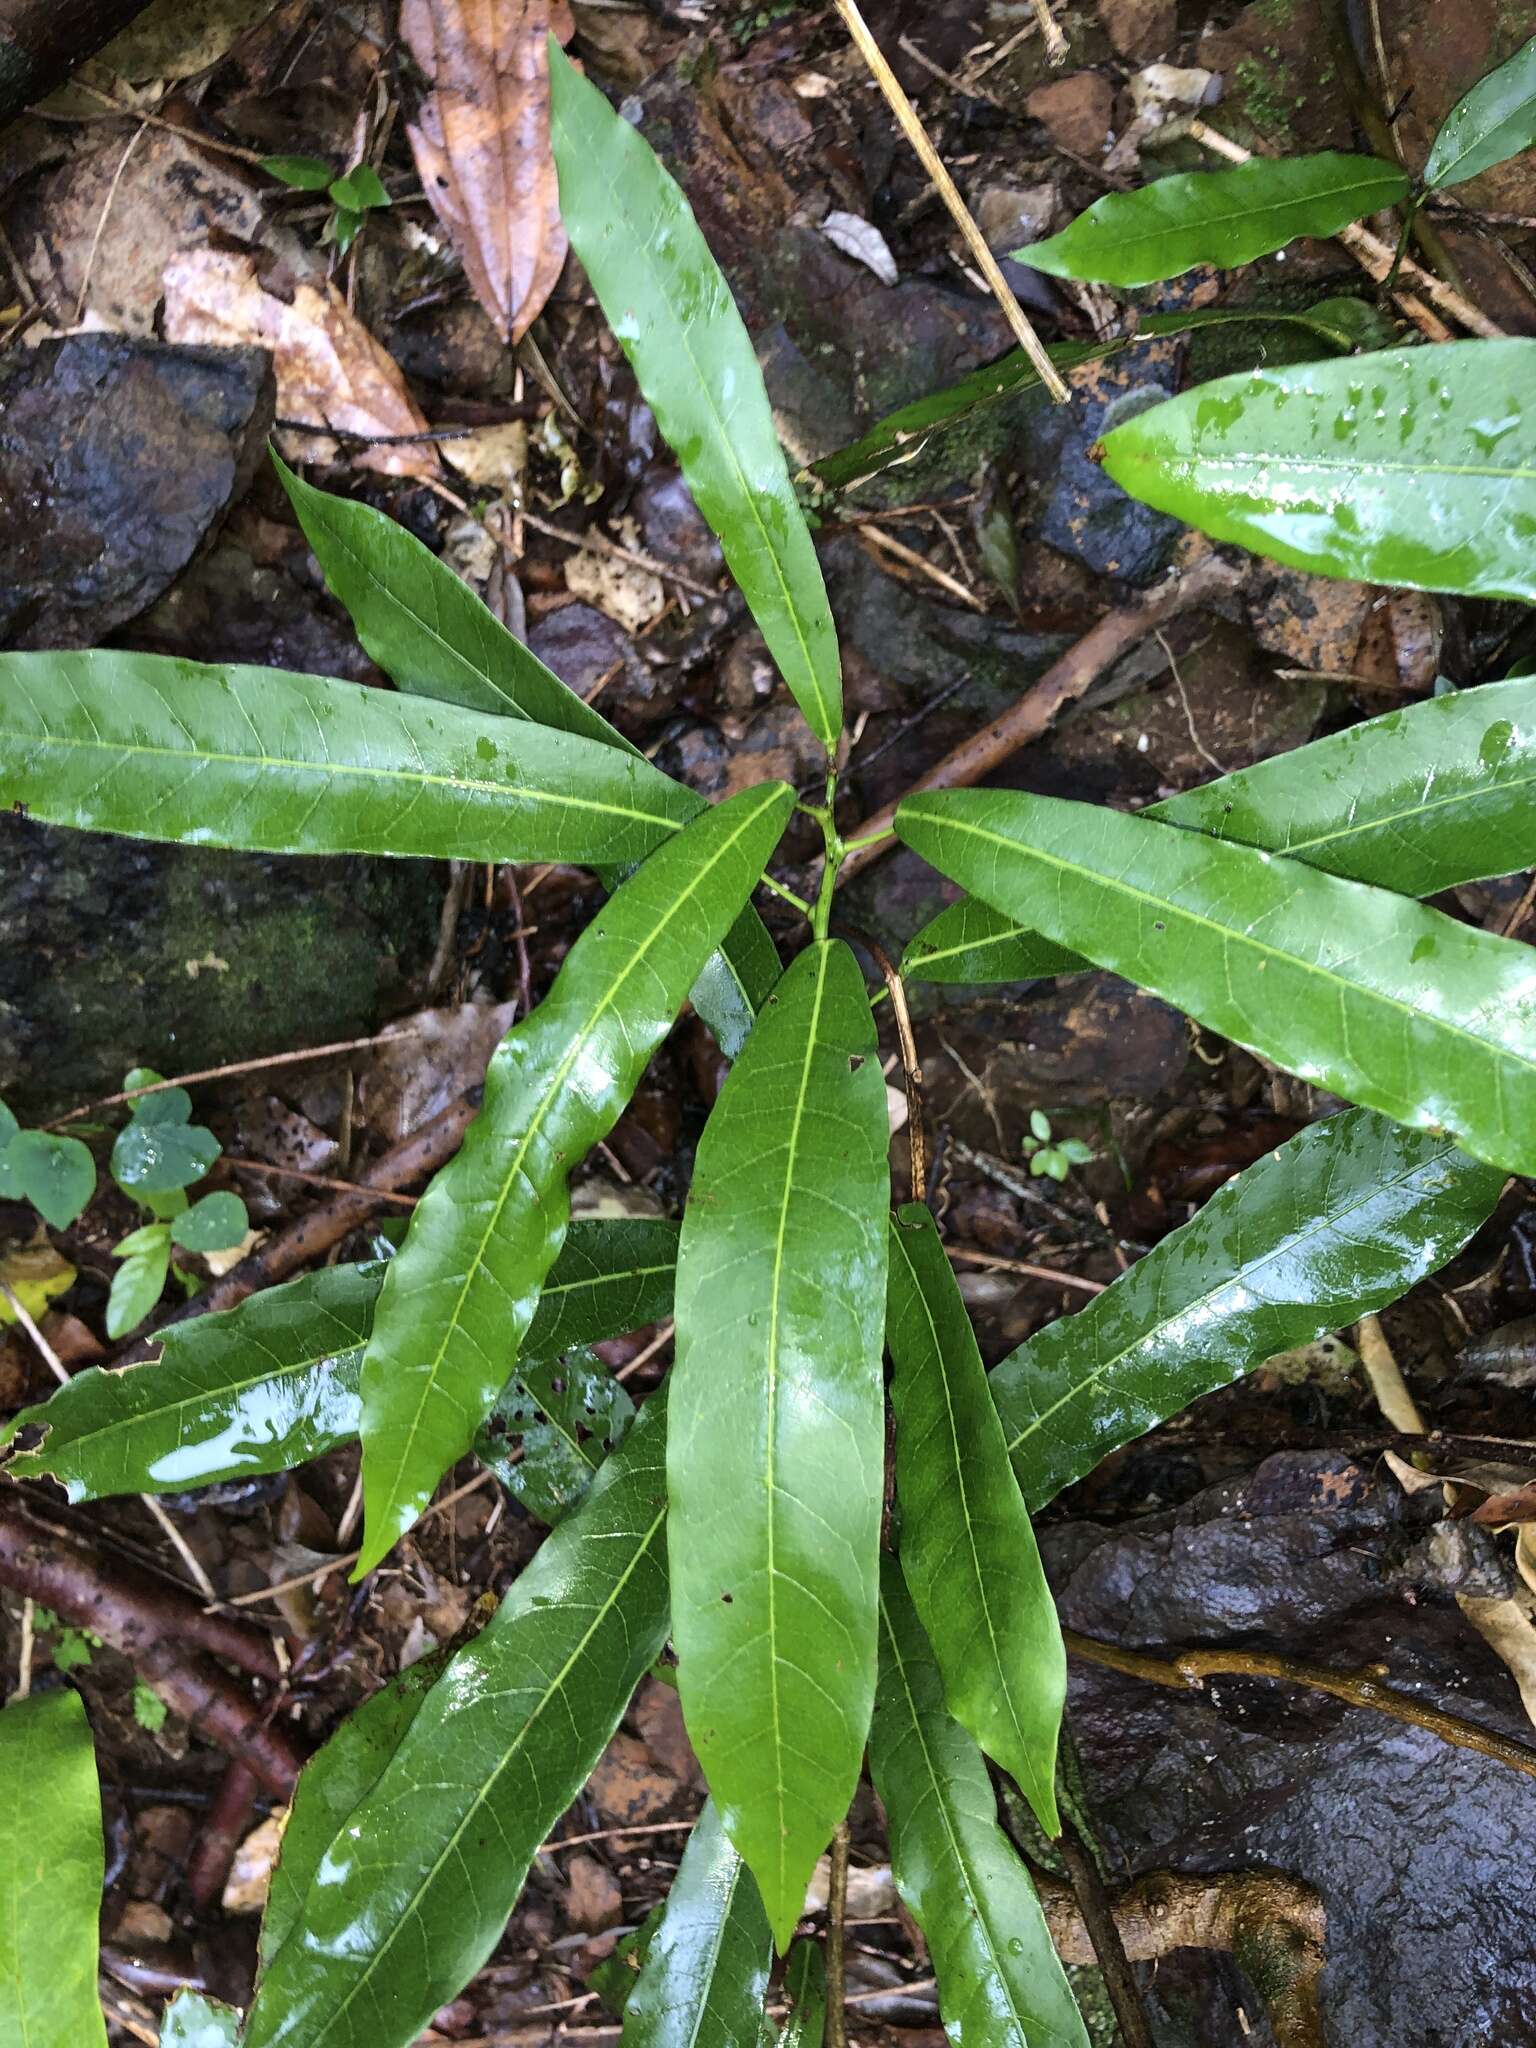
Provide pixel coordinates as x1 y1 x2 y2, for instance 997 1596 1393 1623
897 787 1536 1176
989 1109 1502 1510
275 454 634 747
869 1563 1088 2048
1100 343 1536 603
0 652 696 866
669 940 889 1949
357 784 792 1574
549 46 842 753
245 1395 671 2048
622 1799 774 2048
886 1205 1063 1833
1424 34 1536 190
1017 154 1408 287
905 678 1536 984
4 1220 679 1501
0 1690 109 2048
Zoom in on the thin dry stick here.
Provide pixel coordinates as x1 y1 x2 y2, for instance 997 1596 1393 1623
74 121 149 324
0 1283 218 1602
945 1243 1106 1296
1025 0 1068 65
825 1821 851 2048
1065 1627 1536 1781
48 1028 422 1127
1056 1818 1155 2048
856 522 985 610
832 0 1069 402
223 1156 420 1207
1187 118 1503 340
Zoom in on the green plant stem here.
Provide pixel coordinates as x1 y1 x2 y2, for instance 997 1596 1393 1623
825 1821 850 2048
840 829 896 857
811 779 844 941
759 873 814 918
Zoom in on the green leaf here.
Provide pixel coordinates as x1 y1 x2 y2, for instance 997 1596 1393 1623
0 1690 110 2048
1100 342 1536 603
272 462 780 1060
1140 294 1399 354
990 1108 1501 1509
869 1562 1088 2048
273 455 637 747
477 1349 634 1524
131 1680 168 1733
669 939 890 1949
905 678 1536 984
262 154 334 190
549 45 842 753
780 1941 826 2048
886 1205 1063 1833
106 1238 171 1339
160 1991 240 2046
0 651 698 866
112 1117 219 1194
1424 35 1536 189
245 1394 672 2048
622 1799 774 2048
330 165 390 211
4 1221 678 1501
897 786 1536 1175
806 342 1115 496
1017 154 1409 287
171 1191 249 1252
357 784 793 1574
127 1084 192 1125
3 1129 96 1229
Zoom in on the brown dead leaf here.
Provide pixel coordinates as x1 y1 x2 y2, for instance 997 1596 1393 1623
1457 1592 1536 1731
162 248 438 479
400 0 574 343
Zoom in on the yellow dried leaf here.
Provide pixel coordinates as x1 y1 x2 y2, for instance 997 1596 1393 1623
0 1239 76 1325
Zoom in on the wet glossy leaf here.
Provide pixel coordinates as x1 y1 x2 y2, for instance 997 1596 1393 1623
0 1690 109 2048
170 1191 250 1252
357 784 793 1574
623 1798 773 2048
549 46 842 752
275 463 779 1058
1018 154 1408 287
781 1941 826 2048
274 455 632 747
0 1129 95 1229
1140 295 1400 354
0 652 698 867
1424 35 1536 190
905 678 1536 983
869 1563 1087 2048
246 1394 671 2048
476 1349 634 1523
4 1221 679 1501
112 1116 219 1194
897 787 1536 1175
669 940 889 1949
988 1109 1501 1509
160 1991 240 2046
1100 342 1536 603
887 1205 1063 1832
105 1235 171 1339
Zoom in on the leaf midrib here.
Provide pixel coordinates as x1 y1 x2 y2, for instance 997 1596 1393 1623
999 1137 1455 1462
302 1499 667 2046
1085 161 1405 258
1429 86 1536 187
923 809 1536 1085
374 791 783 1526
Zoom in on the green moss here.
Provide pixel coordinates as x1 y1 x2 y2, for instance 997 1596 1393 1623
1233 52 1303 136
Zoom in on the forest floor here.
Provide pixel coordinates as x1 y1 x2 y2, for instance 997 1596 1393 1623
4 2 1536 2043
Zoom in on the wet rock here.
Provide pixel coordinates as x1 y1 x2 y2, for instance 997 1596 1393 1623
565 1854 623 1936
1017 343 1186 585
1044 1452 1536 2046
1027 72 1116 157
0 335 275 648
0 820 438 1117
1099 0 1176 63
633 466 724 586
528 602 680 732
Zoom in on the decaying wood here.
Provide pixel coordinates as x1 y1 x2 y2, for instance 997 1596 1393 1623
402 0 574 343
0 0 156 128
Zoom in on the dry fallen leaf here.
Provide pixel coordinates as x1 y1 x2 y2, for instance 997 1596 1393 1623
222 1811 287 1916
401 0 575 343
163 248 438 479
1457 1592 1536 1732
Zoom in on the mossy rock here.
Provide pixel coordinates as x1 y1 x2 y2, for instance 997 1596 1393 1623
0 819 439 1116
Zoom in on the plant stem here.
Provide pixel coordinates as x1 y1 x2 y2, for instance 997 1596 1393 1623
812 779 844 941
825 1821 850 2048
1056 1817 1156 2048
758 872 815 919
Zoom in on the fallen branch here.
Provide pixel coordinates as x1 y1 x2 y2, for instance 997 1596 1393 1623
839 551 1243 882
1039 1868 1326 2048
1065 1626 1536 1782
0 1490 301 1798
0 0 158 127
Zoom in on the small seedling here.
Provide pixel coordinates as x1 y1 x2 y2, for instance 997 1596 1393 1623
1021 1109 1094 1183
262 155 392 257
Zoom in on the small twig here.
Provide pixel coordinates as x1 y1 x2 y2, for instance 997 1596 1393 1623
944 1243 1105 1295
225 1471 495 1605
832 0 1069 402
75 122 149 324
855 522 986 610
839 552 1242 882
1056 1818 1156 2048
538 1818 696 1853
517 509 721 601
614 1319 675 1385
1024 0 1068 65
837 929 926 1198
14 1598 34 1702
1065 1627 1536 1781
223 1157 420 1207
825 1821 851 2048
47 1029 423 1128
1499 869 1536 939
